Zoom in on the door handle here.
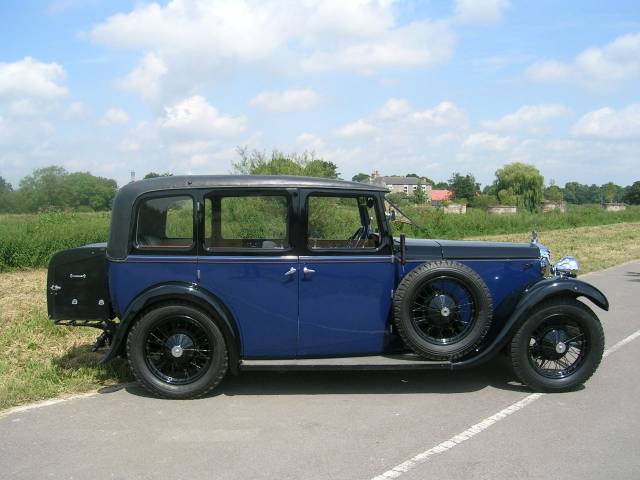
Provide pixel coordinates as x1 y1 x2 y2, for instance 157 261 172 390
303 267 316 276
284 267 297 277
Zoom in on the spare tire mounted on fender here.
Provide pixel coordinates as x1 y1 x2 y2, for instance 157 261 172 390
393 260 493 360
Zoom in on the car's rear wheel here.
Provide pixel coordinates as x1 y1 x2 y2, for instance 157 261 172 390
510 297 604 392
393 261 493 360
126 303 228 399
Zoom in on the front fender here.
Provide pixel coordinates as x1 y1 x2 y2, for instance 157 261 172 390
452 276 608 369
101 282 241 372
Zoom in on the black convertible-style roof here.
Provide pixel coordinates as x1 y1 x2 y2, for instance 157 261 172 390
107 175 386 260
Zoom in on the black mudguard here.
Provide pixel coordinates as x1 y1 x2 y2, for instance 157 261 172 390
101 282 241 372
451 276 609 369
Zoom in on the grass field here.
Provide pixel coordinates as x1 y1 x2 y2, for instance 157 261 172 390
1 222 639 411
2 205 640 271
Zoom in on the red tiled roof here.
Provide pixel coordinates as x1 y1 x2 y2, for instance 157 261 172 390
431 189 452 201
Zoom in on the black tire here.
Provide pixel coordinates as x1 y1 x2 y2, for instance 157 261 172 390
126 303 228 399
393 260 493 360
510 297 604 392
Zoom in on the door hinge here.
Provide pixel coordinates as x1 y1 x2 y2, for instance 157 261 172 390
390 289 394 299
196 269 201 281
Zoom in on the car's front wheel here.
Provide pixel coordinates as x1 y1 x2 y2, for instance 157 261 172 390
510 297 604 392
126 303 228 399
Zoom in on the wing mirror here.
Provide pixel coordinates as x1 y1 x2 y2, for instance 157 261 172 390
386 209 396 221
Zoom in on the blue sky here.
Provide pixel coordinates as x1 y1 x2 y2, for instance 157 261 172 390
1 0 639 188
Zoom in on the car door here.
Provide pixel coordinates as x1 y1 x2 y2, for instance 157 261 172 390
297 190 396 356
196 189 299 358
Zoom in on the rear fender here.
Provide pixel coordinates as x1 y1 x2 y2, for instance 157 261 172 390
452 276 608 369
101 282 241 373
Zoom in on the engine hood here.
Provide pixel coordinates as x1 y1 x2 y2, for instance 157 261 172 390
402 238 541 261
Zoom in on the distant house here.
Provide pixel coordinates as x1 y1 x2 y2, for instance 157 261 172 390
430 189 452 202
370 170 452 204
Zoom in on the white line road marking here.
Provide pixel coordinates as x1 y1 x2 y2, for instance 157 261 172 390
370 328 640 480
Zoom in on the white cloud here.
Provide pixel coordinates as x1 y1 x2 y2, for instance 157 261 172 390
463 132 516 151
90 1 455 100
115 52 167 101
375 98 411 120
100 107 130 126
301 20 454 74
527 32 640 87
412 101 468 129
64 101 88 120
336 119 376 138
482 104 569 131
296 132 325 150
454 0 510 26
249 88 321 112
0 57 67 100
160 95 247 138
571 104 640 139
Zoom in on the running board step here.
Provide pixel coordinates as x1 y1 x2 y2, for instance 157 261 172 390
240 354 452 371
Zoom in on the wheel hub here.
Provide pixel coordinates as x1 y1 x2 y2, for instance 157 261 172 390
427 294 456 326
166 333 194 360
539 328 570 360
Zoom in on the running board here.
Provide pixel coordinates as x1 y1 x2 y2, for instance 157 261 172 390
240 354 452 371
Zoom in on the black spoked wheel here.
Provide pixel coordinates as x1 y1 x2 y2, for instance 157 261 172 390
394 261 493 360
528 315 588 379
144 315 214 386
127 303 228 399
410 276 478 347
511 297 604 392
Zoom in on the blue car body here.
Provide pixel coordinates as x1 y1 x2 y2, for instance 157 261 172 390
47 175 608 372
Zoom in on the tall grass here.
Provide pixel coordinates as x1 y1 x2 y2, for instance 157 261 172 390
391 204 640 239
1 205 639 272
0 211 110 271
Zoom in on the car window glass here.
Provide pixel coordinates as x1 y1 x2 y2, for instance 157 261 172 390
204 195 289 250
136 196 193 249
307 195 380 250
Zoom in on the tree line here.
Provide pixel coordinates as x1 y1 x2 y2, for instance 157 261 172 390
1 151 639 214
352 163 640 212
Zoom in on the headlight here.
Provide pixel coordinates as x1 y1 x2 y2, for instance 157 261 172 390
555 256 579 277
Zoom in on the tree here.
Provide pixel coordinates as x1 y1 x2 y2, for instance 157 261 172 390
16 166 117 212
412 181 425 204
0 176 12 193
144 172 173 179
624 181 640 205
494 162 544 212
601 182 623 203
448 172 479 204
406 173 419 178
233 147 339 178
352 173 370 183
544 185 563 203
563 182 601 204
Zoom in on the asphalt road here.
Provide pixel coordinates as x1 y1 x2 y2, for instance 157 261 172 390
1 261 639 480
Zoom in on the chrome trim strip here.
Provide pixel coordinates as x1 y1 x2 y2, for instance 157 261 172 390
197 256 298 264
299 255 394 264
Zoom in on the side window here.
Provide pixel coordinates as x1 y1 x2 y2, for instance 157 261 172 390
135 196 194 249
204 195 289 250
307 195 381 250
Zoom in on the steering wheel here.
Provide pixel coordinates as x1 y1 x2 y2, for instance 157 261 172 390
348 226 366 248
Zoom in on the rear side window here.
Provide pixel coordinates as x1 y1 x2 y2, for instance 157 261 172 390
204 195 289 250
135 196 194 249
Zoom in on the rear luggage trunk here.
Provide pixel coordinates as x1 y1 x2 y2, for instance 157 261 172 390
47 243 112 322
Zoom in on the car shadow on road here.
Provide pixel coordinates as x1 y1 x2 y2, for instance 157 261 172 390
121 355 533 399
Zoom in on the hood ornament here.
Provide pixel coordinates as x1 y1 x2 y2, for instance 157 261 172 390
530 229 538 244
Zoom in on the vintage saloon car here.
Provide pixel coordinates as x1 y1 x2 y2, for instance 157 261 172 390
48 176 608 398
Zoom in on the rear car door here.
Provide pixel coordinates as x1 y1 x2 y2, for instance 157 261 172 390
196 189 299 358
297 190 395 356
